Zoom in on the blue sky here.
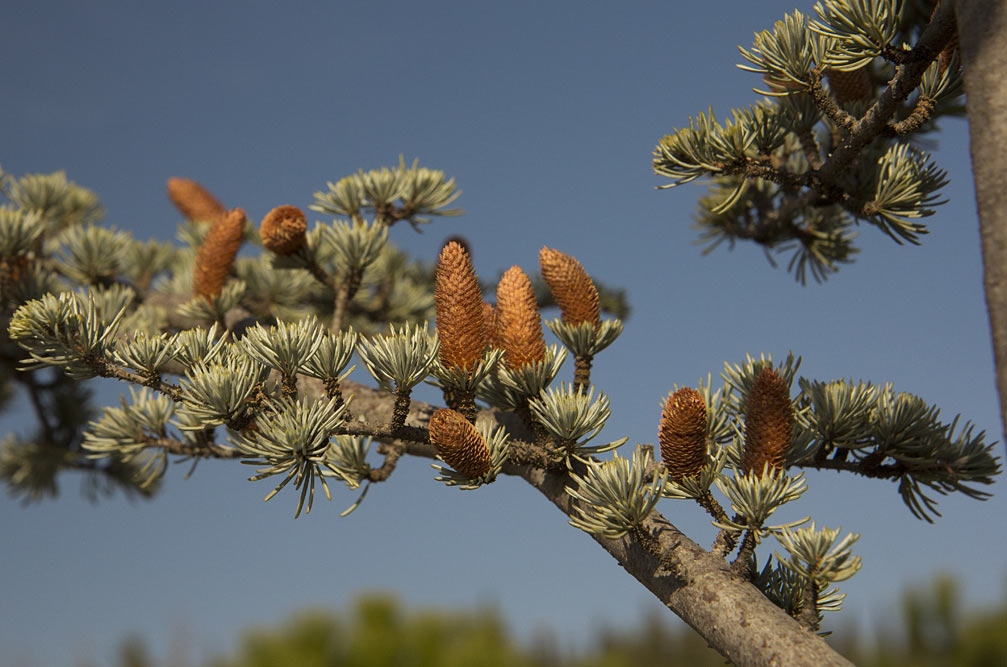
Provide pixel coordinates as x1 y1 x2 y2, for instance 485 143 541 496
2 1 1003 664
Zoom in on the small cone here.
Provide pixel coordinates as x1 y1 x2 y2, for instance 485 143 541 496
539 247 600 329
741 368 793 476
659 388 708 482
429 408 491 478
192 208 246 299
260 205 307 255
435 241 486 373
495 266 546 370
826 67 872 104
166 178 227 222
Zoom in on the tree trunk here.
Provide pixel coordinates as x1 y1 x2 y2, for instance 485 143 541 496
956 0 1007 445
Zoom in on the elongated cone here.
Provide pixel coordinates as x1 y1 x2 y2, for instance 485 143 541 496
192 208 246 298
826 67 871 104
482 301 498 349
495 266 546 370
260 205 307 255
166 178 227 222
659 388 708 482
435 241 486 372
539 247 600 329
742 368 793 476
429 408 491 478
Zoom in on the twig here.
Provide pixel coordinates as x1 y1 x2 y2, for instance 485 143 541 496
798 571 821 631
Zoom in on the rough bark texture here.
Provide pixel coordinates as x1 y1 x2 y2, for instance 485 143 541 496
956 0 1007 445
340 379 852 667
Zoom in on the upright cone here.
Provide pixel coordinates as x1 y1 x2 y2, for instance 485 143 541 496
495 266 546 370
167 178 227 222
435 241 486 372
741 368 793 476
539 247 600 329
659 388 708 482
192 208 246 298
826 67 872 104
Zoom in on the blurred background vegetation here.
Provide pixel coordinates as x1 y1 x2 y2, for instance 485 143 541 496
94 575 1005 667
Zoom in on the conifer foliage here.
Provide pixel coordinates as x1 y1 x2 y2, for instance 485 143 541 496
0 2 1002 664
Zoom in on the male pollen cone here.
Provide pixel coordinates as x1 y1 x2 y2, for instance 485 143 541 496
166 178 227 222
659 387 708 482
429 408 491 478
482 301 498 349
742 368 793 477
826 67 872 105
192 208 247 299
495 266 546 370
260 205 307 255
435 241 486 373
538 247 600 329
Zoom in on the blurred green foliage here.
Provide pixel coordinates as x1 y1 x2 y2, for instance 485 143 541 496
106 575 1004 667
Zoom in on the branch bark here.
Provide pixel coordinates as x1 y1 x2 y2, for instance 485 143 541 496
956 0 1007 446
344 381 852 667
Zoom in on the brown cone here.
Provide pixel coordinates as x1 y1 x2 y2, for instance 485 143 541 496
166 178 227 222
482 301 498 349
429 408 491 478
495 266 546 370
741 368 793 477
261 205 307 255
539 247 600 329
826 67 872 104
659 388 708 482
192 208 246 299
435 241 486 373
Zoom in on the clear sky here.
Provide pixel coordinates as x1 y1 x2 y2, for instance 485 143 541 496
2 1 1003 664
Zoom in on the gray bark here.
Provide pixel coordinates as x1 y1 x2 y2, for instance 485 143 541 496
956 0 1007 444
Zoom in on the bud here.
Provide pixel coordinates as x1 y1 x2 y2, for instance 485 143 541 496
659 388 708 482
495 266 546 370
742 368 793 476
192 208 246 299
826 67 871 105
166 178 227 222
428 408 491 478
539 246 600 329
435 241 486 372
260 205 307 255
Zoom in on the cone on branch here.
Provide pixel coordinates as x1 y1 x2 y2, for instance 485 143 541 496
428 408 491 478
166 178 227 223
260 205 307 255
495 266 546 370
482 301 498 349
659 388 708 482
742 368 793 476
192 208 247 299
826 67 872 104
539 246 600 329
434 241 486 372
